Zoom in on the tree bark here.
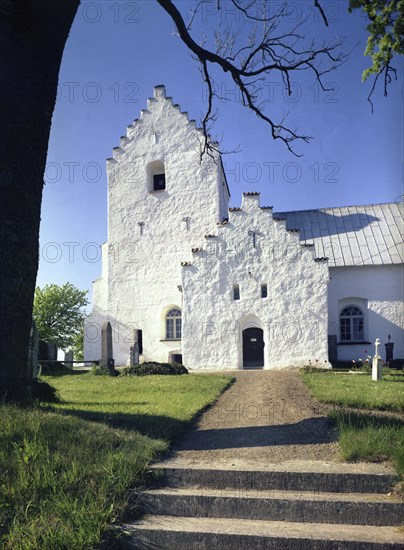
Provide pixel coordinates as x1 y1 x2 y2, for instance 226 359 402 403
0 0 79 401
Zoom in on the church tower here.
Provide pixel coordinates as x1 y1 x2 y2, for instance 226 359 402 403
85 85 230 364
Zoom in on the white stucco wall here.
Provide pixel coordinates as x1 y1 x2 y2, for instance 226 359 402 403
328 264 404 361
84 242 109 361
84 86 227 365
84 85 402 369
182 193 330 370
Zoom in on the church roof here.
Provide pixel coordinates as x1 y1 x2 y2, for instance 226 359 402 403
274 202 404 267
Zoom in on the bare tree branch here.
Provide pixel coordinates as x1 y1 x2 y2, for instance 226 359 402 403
157 0 347 156
314 0 329 27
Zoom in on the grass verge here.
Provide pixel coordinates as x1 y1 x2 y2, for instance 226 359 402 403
41 372 232 440
301 369 404 411
331 410 404 477
301 369 404 479
0 372 232 549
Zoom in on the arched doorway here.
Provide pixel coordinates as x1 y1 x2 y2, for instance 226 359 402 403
242 327 264 369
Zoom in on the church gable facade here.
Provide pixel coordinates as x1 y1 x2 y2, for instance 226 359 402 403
182 192 329 370
86 85 230 365
84 86 404 369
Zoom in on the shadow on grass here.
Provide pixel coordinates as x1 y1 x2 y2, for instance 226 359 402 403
41 366 89 377
63 401 150 407
331 410 404 429
42 406 190 442
40 377 236 444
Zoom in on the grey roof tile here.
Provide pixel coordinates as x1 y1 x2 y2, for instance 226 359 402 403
275 202 404 266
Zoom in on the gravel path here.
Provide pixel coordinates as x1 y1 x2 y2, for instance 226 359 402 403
171 369 339 466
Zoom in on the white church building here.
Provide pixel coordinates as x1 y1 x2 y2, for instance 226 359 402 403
84 85 403 370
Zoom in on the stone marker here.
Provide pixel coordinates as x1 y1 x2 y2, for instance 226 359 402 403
64 350 73 366
130 341 139 367
385 334 394 363
372 338 382 381
100 321 116 375
130 329 143 366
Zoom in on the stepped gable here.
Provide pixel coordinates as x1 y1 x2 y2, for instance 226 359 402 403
183 192 323 267
106 85 212 168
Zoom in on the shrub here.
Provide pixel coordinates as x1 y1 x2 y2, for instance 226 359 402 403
121 362 188 377
90 365 111 376
387 359 404 370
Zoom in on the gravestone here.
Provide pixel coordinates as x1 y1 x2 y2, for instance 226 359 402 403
39 341 57 361
130 329 143 366
28 320 41 380
64 350 73 365
327 335 338 363
169 351 183 364
385 334 394 362
130 342 139 367
135 329 143 355
100 321 116 375
372 338 382 381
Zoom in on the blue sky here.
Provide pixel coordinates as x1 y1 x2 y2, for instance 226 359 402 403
38 0 402 303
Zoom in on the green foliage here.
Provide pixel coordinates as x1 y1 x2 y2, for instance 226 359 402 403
301 369 404 411
90 365 110 376
331 411 404 477
33 283 89 350
302 369 404 477
0 373 231 548
42 372 231 440
0 405 164 549
121 361 188 376
71 324 84 360
349 0 404 80
388 358 404 369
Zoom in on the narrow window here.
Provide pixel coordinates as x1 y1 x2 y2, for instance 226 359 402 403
233 284 240 300
166 308 181 339
153 173 166 191
340 306 364 342
261 284 268 298
147 160 166 192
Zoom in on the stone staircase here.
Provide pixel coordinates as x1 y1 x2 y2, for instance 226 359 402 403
118 463 403 549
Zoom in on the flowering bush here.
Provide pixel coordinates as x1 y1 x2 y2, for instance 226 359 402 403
351 353 385 374
302 359 329 372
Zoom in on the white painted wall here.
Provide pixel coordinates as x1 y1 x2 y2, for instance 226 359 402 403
84 86 227 365
84 242 108 361
182 193 330 370
85 85 403 370
328 264 404 361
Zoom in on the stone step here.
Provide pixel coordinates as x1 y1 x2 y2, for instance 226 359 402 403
138 486 403 526
150 463 397 494
120 515 404 549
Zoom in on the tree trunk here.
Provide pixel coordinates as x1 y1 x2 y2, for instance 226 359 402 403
0 0 79 402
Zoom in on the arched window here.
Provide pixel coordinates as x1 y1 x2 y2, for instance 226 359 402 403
166 308 182 340
340 306 364 342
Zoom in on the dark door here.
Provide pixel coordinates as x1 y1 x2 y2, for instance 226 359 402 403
243 327 264 369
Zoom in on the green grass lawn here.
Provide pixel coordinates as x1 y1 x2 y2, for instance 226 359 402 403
42 370 232 440
0 372 232 549
301 369 404 411
301 369 404 478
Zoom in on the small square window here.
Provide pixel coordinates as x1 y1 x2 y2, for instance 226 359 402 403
153 173 166 191
261 284 268 298
233 285 240 300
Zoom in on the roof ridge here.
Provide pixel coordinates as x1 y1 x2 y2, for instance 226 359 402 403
274 202 402 215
